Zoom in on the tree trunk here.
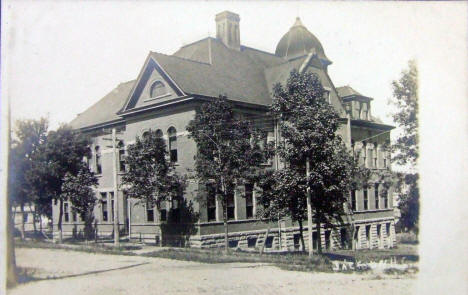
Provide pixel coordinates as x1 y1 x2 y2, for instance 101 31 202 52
32 206 37 235
298 219 306 252
7 196 18 287
316 219 322 255
20 203 25 240
39 214 43 233
223 216 229 253
58 199 63 243
306 158 314 257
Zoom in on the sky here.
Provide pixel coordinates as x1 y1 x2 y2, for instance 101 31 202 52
4 1 456 131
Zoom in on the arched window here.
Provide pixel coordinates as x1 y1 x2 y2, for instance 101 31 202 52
118 141 125 172
149 81 166 98
155 129 163 138
95 146 102 174
168 127 177 163
142 131 150 139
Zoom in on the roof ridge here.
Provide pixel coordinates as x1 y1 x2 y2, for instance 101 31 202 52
240 45 279 57
179 36 213 49
151 51 212 66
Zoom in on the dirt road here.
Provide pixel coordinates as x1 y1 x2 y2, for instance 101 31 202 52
10 248 416 295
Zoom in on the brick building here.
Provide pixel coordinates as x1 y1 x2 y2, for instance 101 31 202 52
52 11 396 251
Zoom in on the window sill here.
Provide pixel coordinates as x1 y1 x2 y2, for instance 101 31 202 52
353 208 393 214
143 93 171 102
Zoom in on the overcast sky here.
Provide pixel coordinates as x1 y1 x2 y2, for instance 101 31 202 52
2 1 466 134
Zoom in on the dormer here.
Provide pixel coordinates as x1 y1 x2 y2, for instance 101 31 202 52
337 86 373 121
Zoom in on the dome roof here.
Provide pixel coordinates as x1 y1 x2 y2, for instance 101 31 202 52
275 17 331 65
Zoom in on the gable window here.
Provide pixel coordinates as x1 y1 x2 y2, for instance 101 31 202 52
351 190 357 211
363 189 368 210
146 201 155 222
374 183 380 209
245 183 254 219
149 80 166 98
168 127 178 163
95 146 102 174
207 185 217 222
118 141 126 172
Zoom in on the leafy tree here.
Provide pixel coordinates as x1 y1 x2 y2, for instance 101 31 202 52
61 165 98 239
8 118 49 238
121 129 186 242
391 60 419 234
187 97 266 252
269 70 358 255
28 124 91 242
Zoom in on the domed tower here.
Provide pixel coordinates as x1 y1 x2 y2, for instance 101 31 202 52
275 17 331 67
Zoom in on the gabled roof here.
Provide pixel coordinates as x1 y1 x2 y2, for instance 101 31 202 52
70 80 135 129
71 37 345 130
163 38 272 105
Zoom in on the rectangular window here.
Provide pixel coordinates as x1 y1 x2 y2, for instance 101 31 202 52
293 234 301 250
325 231 331 250
384 195 389 209
72 208 77 222
245 183 254 219
110 192 114 222
366 225 371 245
374 183 380 209
119 146 126 172
64 202 69 222
101 195 108 222
351 190 357 211
147 202 154 222
248 237 257 248
363 189 368 210
23 213 28 223
383 158 387 168
207 185 216 222
386 223 391 237
227 192 235 220
160 209 167 222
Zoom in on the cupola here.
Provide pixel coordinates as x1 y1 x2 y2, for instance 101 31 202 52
275 17 331 66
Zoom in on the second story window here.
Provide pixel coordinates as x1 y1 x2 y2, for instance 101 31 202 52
351 190 357 211
118 141 125 172
375 183 380 209
383 194 389 209
95 146 102 174
168 127 178 163
363 189 368 210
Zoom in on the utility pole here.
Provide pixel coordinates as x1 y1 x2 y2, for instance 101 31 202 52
112 128 120 248
306 157 313 257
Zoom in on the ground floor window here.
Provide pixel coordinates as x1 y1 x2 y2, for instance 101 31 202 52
147 202 154 222
325 231 331 250
160 209 167 222
207 185 216 222
313 231 318 250
265 236 273 248
245 183 254 219
293 234 301 250
340 228 348 249
101 199 108 222
227 192 235 220
64 202 69 222
365 225 371 246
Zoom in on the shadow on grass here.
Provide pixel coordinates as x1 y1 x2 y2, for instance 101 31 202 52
17 262 149 285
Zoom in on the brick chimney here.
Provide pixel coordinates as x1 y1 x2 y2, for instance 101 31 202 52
215 11 240 50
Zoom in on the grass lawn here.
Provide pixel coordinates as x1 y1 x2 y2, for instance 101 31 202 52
14 235 418 273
